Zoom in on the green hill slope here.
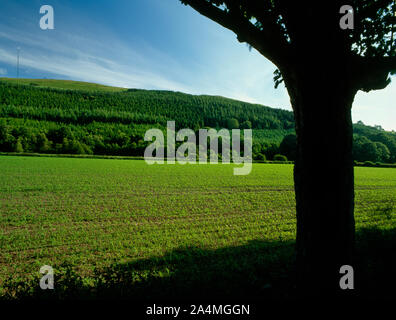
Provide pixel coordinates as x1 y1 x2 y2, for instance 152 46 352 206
0 78 127 92
0 78 395 162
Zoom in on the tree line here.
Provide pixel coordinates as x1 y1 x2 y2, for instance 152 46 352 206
0 81 395 163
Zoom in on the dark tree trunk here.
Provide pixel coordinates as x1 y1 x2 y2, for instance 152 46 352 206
283 60 357 294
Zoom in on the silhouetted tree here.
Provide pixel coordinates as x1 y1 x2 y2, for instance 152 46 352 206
180 0 396 293
280 134 297 161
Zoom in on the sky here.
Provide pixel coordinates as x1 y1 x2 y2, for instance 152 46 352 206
0 0 395 131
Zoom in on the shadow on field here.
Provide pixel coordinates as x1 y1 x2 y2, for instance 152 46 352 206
2 227 396 301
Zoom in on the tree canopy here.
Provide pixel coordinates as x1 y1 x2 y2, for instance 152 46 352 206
181 0 396 92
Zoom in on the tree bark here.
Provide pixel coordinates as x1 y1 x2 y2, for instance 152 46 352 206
283 61 357 295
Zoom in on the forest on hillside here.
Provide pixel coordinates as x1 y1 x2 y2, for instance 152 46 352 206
0 80 395 163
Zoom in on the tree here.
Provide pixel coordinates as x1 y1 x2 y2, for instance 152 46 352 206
14 138 24 153
226 118 239 129
0 120 15 152
362 141 381 162
36 133 51 153
256 153 266 161
240 120 252 129
374 141 391 162
47 126 74 144
273 154 288 162
371 132 396 162
353 135 372 161
180 0 396 293
279 134 297 161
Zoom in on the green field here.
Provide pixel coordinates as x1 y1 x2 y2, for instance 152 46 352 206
1 156 396 299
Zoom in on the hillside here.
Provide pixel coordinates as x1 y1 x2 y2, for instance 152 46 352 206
0 78 127 92
0 78 395 162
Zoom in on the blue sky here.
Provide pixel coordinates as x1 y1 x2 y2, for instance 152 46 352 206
0 0 395 130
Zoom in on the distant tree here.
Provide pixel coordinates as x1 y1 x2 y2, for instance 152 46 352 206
354 138 392 163
69 140 86 155
353 135 371 161
14 138 24 153
362 141 381 162
374 141 391 162
47 126 74 144
371 132 396 162
262 142 280 160
279 134 297 161
180 0 396 292
273 154 288 162
256 153 266 161
252 141 263 156
240 120 252 129
0 121 15 152
36 133 51 153
374 125 384 131
226 118 239 129
0 120 7 140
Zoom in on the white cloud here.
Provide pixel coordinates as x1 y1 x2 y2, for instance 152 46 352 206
0 46 190 92
0 24 193 92
0 68 6 75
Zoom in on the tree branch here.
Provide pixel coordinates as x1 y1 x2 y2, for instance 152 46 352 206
180 0 290 67
352 55 396 92
378 55 396 71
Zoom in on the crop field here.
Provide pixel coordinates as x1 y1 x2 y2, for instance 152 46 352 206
1 156 396 299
